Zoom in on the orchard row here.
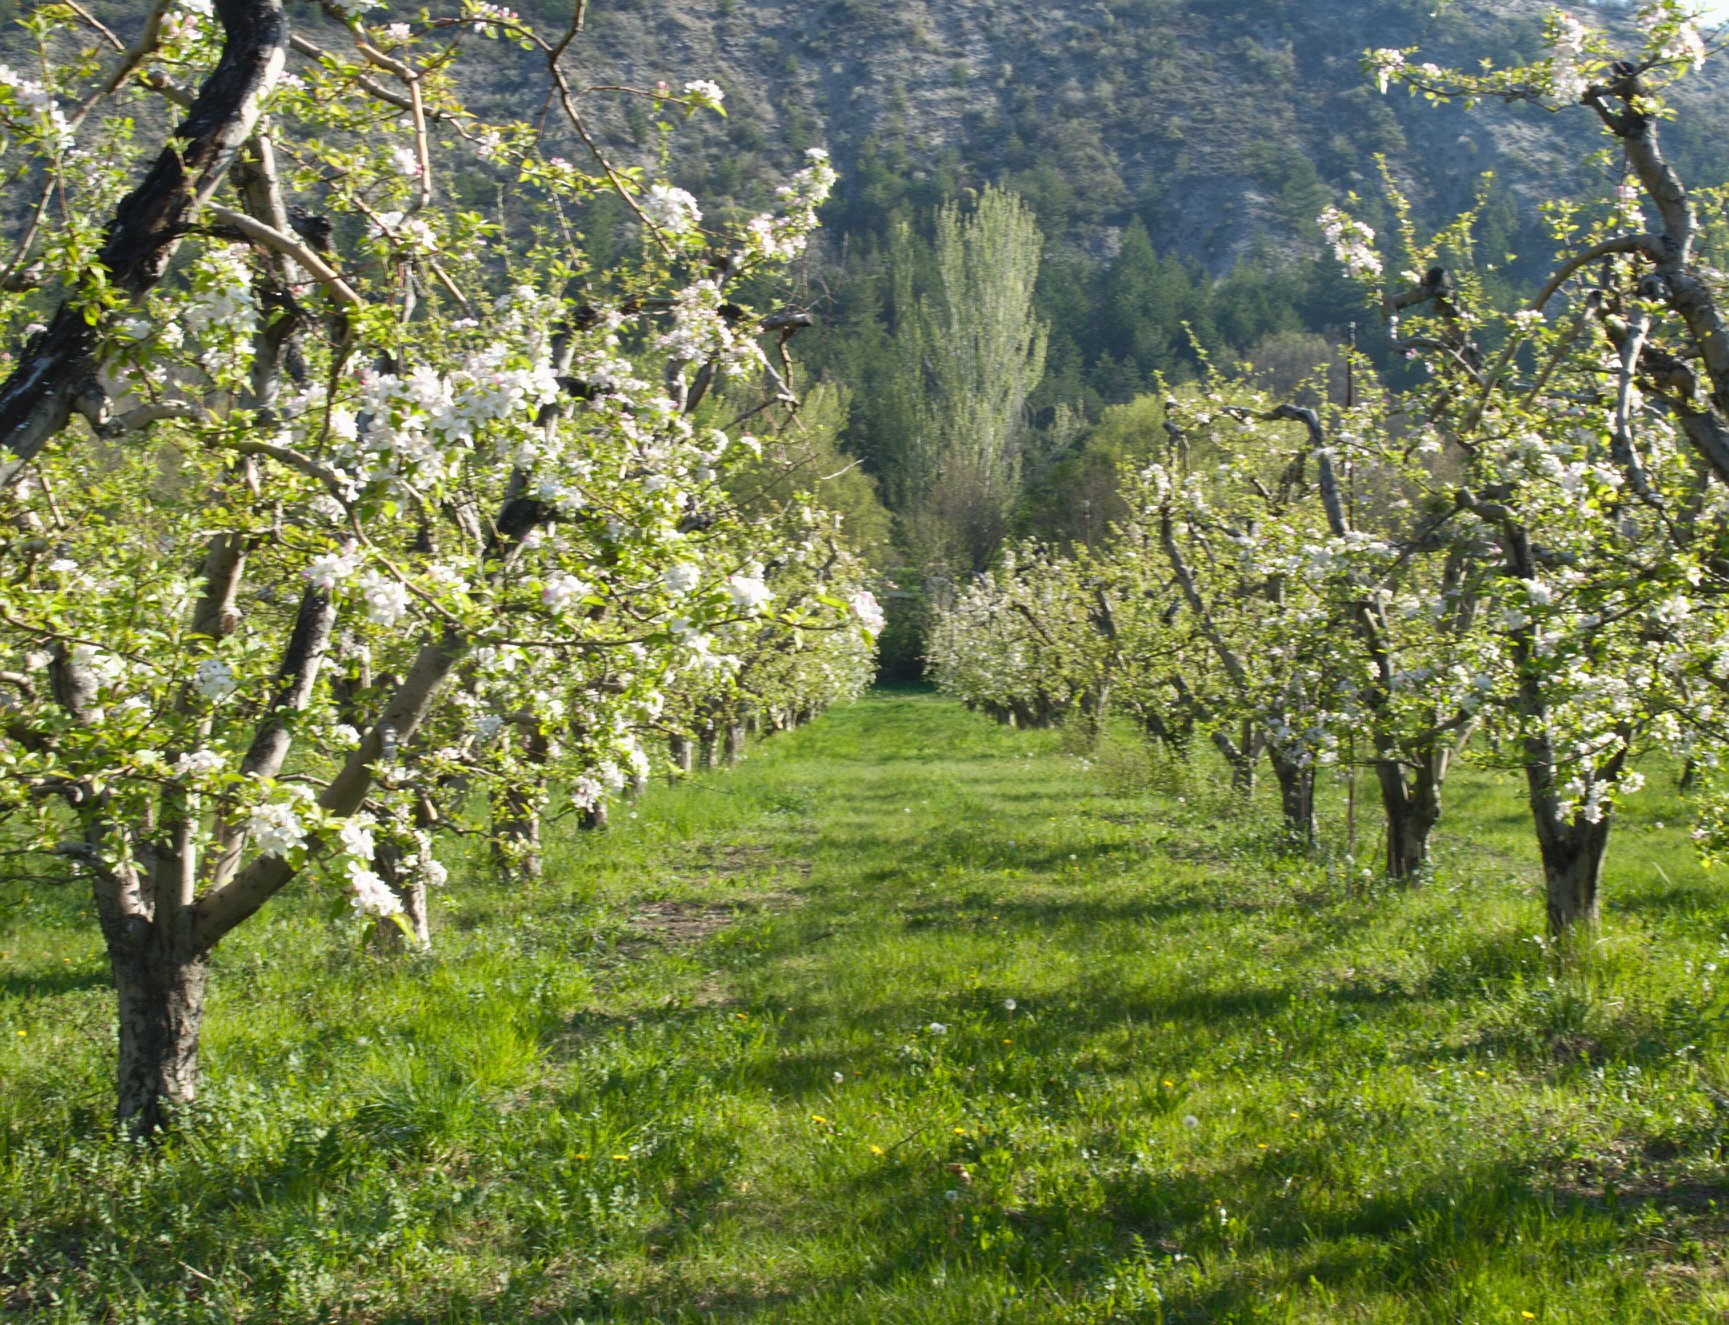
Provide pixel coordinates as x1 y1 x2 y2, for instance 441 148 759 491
0 1 878 1132
932 3 1729 940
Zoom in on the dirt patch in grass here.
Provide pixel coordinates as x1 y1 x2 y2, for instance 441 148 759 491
630 899 749 945
628 891 805 947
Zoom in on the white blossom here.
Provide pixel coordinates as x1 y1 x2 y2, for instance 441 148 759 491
663 562 702 595
640 185 702 237
174 749 226 778
541 572 592 612
727 572 775 612
358 572 410 626
338 813 377 861
682 78 724 108
346 861 403 916
1318 206 1381 281
304 551 357 591
850 588 886 634
248 800 307 858
1549 11 1593 104
194 658 238 701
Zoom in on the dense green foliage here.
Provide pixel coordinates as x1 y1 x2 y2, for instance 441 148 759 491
8 692 1729 1321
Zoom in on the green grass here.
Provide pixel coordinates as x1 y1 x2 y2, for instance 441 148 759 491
6 688 1729 1321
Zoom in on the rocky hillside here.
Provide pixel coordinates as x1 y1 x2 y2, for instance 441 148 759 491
531 0 1729 266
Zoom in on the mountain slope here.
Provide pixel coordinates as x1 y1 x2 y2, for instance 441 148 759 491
551 0 1729 266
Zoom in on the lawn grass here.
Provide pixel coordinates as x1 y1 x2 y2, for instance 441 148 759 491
4 686 1729 1321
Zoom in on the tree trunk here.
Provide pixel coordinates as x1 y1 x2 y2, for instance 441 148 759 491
669 733 694 775
110 925 209 1137
371 844 431 949
723 721 747 767
1211 728 1257 796
580 801 609 831
491 781 543 879
1528 785 1614 937
1374 756 1443 882
698 726 718 770
1270 753 1317 850
1078 681 1110 733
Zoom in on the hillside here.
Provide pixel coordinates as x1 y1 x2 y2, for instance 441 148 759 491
540 0 1729 267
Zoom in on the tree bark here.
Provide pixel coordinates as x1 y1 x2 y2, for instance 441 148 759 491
1529 787 1613 937
371 843 431 949
723 720 747 766
1373 754 1444 882
1212 722 1259 796
105 909 209 1137
1270 753 1317 850
669 733 694 776
490 790 541 875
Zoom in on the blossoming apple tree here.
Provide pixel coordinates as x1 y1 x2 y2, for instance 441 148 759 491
1327 0 1729 929
931 0 1729 918
0 0 877 1132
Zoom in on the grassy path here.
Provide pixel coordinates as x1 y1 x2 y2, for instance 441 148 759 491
5 689 1729 1321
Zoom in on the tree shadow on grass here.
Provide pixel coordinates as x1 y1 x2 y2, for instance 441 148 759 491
0 965 110 1000
566 1138 1668 1324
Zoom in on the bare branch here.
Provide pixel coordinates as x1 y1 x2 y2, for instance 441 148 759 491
204 204 365 309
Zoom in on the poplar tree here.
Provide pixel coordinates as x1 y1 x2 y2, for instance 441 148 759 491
878 186 1047 570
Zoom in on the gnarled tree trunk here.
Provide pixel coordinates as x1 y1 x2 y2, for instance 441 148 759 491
109 918 209 1136
1374 753 1444 882
1269 752 1317 849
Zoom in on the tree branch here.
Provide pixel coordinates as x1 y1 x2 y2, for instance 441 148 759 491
0 0 289 468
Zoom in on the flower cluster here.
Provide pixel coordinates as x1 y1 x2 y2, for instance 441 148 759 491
1638 2 1707 70
1548 10 1594 104
0 64 72 152
640 185 703 239
1319 206 1382 281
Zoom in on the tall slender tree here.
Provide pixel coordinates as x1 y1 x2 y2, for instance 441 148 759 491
878 186 1047 570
